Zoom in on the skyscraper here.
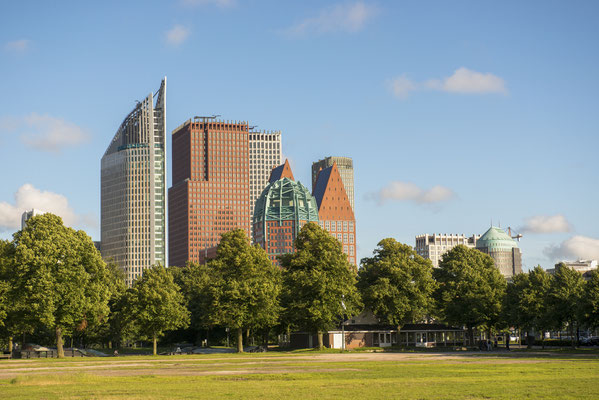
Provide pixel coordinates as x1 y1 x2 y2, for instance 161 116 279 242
415 233 480 268
312 156 354 212
253 160 319 266
249 130 282 239
312 162 357 267
169 117 250 266
101 78 166 286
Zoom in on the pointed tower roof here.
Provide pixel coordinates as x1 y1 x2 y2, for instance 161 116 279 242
269 159 295 183
312 162 355 220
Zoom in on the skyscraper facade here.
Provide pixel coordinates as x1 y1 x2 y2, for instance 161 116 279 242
169 118 250 266
312 156 354 212
253 161 319 266
101 78 166 286
249 130 282 238
415 233 480 268
312 162 357 267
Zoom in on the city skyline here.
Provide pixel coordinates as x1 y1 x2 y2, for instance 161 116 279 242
1 1 598 270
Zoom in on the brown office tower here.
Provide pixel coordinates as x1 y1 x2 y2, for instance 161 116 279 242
169 117 250 266
313 162 357 267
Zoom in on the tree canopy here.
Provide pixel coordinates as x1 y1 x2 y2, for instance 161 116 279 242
205 229 281 352
433 245 506 344
358 238 435 327
280 222 361 349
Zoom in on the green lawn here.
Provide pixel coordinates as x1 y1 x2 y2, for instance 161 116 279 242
1 351 598 399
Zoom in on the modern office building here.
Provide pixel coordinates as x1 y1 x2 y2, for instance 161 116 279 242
169 117 250 266
101 78 167 286
475 226 523 279
415 233 480 268
312 156 354 212
313 162 357 267
249 130 282 239
253 160 319 265
547 259 598 280
21 209 45 229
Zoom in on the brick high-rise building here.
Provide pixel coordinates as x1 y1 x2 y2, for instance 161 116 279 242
169 117 250 266
101 78 166 286
312 162 357 267
312 156 354 212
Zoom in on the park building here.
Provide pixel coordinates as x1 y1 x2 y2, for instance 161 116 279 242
101 78 166 286
252 160 319 265
312 162 357 267
475 226 523 279
169 117 251 266
312 156 355 212
415 233 480 268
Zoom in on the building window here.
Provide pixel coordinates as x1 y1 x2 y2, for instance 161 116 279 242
343 233 348 243
325 220 330 230
337 233 342 241
343 221 348 232
349 233 354 243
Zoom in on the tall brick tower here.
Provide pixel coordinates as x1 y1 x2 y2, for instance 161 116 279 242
312 162 357 267
169 117 250 266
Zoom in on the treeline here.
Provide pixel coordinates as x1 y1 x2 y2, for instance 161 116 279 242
1 214 598 357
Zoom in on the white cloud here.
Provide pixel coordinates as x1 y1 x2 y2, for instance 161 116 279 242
5 39 30 52
0 184 93 232
371 181 455 205
286 1 378 36
181 0 235 7
0 113 90 153
520 214 572 234
165 25 191 46
389 67 507 99
544 236 599 262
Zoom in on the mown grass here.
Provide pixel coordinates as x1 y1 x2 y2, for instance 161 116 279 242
1 352 598 399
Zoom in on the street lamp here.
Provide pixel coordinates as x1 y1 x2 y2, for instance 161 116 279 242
341 295 347 351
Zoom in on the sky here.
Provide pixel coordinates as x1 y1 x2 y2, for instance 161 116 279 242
1 0 598 270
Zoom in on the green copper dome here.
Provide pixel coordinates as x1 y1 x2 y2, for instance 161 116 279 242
476 226 519 251
253 178 319 225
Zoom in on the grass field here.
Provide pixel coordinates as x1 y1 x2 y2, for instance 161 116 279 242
1 350 598 399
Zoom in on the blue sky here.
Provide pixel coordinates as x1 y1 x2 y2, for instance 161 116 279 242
1 0 598 269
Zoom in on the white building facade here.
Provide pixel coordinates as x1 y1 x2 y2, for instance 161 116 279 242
415 233 480 268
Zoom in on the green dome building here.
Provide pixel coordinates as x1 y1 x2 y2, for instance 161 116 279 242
476 226 522 278
253 174 319 265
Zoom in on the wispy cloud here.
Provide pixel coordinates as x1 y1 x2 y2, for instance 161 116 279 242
369 181 455 205
181 0 235 7
0 113 90 153
4 39 30 53
544 235 599 262
388 67 508 99
286 1 378 36
519 214 572 234
0 184 96 232
165 25 191 46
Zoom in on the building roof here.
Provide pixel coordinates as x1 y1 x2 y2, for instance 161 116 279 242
253 177 319 225
269 159 294 183
312 162 355 220
312 166 332 207
476 226 519 251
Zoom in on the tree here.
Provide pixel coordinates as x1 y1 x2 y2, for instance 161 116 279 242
280 223 362 350
547 264 585 347
504 266 552 347
433 245 506 346
126 264 190 355
206 229 281 353
9 214 111 357
582 270 599 330
357 239 435 329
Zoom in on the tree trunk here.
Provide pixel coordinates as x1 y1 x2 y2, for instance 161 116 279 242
317 331 324 350
153 333 157 356
56 327 65 358
8 336 13 353
237 327 244 353
467 326 474 348
570 324 575 348
263 328 269 346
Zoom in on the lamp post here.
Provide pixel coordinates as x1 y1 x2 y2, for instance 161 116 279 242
341 295 347 351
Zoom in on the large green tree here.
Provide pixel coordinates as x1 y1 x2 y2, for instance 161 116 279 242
358 239 435 329
504 266 552 347
280 223 362 350
582 270 599 330
8 214 111 357
547 264 585 347
433 245 506 346
126 264 190 355
206 229 281 352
